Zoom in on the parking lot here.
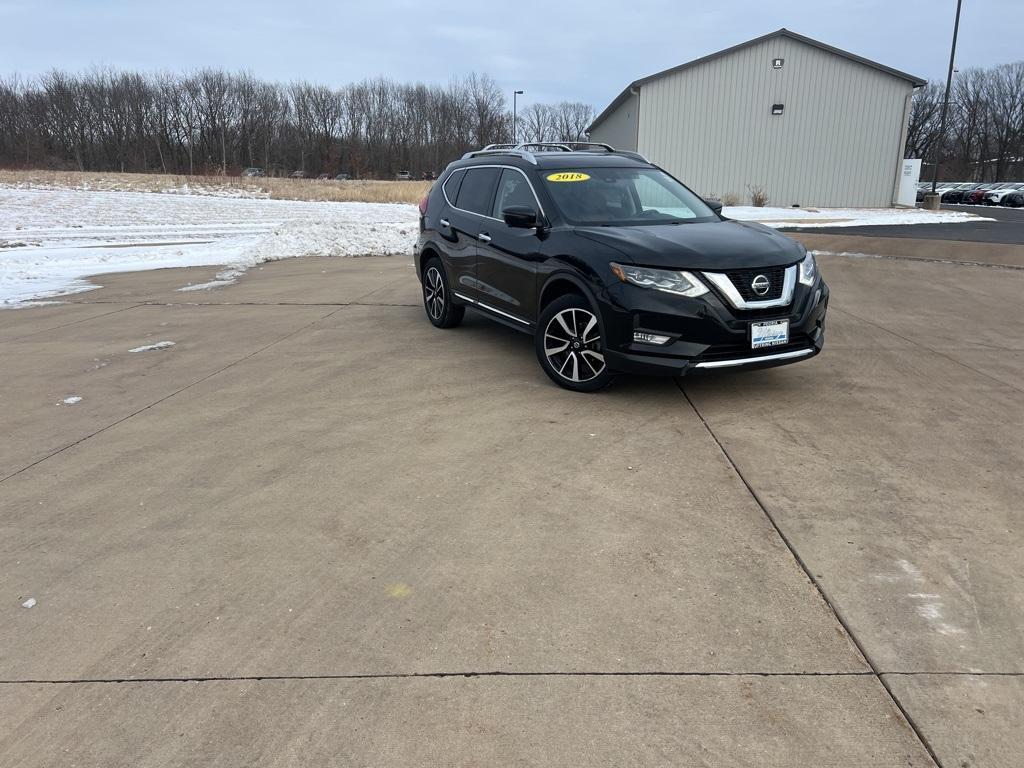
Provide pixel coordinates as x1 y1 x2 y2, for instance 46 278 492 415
2 236 1022 766
788 203 1024 245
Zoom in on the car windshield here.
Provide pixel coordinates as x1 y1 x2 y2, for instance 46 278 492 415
542 167 716 226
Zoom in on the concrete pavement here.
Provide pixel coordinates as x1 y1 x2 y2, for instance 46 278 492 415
2 244 1022 766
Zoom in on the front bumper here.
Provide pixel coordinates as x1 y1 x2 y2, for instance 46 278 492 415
599 277 829 377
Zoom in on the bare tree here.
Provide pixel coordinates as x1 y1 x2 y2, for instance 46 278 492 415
4 63 1021 182
909 63 1024 181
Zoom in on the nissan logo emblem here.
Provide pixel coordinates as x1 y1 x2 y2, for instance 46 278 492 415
751 274 771 296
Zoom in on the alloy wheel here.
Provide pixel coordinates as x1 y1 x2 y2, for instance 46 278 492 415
424 266 445 320
543 307 606 383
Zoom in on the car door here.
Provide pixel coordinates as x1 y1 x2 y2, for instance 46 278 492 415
473 167 546 325
443 166 501 299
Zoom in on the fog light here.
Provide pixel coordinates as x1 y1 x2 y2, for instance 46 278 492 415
634 331 671 345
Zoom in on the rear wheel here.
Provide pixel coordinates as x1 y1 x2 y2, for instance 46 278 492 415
422 257 464 328
535 294 613 392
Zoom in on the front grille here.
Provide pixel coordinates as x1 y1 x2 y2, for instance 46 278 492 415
723 266 786 301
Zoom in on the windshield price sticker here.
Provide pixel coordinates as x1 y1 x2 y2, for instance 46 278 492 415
546 172 590 182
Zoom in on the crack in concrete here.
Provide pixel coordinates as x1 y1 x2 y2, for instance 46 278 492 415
2 670 1021 686
60 300 419 307
0 305 346 486
676 381 945 768
0 671 878 685
810 249 1024 271
0 303 144 344
832 305 1024 395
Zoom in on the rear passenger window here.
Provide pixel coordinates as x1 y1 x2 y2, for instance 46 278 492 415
442 170 465 205
491 169 538 218
455 167 501 215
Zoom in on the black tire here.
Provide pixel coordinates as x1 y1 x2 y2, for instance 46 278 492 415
535 293 614 392
422 257 464 329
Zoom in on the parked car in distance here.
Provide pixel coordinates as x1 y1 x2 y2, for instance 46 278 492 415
1002 190 1024 207
415 143 827 392
941 183 980 204
396 170 413 181
289 170 307 179
964 184 999 204
316 173 331 181
242 167 265 177
985 184 1024 205
334 172 351 181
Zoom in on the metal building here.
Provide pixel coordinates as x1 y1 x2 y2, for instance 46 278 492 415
587 29 925 208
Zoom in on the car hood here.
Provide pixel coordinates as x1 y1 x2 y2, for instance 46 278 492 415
574 220 803 271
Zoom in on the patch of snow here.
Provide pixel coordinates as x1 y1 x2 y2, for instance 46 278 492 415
0 187 417 306
2 186 991 307
21 597 36 608
60 396 83 405
896 559 925 582
8 178 270 199
905 582 967 637
177 279 237 292
129 340 175 353
723 205 995 228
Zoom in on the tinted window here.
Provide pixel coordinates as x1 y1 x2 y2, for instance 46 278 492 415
491 169 538 218
542 167 716 225
442 169 465 204
455 167 501 215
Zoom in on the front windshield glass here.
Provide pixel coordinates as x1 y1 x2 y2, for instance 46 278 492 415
542 167 716 226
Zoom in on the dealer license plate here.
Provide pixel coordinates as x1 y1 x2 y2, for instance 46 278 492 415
751 319 789 349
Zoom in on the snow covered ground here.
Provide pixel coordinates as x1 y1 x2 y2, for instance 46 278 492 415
725 206 993 228
0 186 993 307
0 187 417 306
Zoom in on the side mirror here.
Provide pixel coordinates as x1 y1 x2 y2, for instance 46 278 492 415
705 199 724 216
503 205 539 229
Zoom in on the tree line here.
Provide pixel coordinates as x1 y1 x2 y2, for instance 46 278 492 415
0 68 594 178
906 61 1024 181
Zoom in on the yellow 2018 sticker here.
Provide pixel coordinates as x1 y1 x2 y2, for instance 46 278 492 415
546 172 590 182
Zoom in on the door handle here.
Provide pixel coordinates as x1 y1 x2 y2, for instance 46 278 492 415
439 218 450 227
477 233 492 243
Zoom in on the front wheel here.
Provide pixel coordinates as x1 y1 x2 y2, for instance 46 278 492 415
535 294 614 392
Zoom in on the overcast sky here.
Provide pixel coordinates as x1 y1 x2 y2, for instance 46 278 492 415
2 0 1021 109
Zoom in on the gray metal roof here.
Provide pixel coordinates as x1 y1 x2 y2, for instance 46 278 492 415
587 28 927 134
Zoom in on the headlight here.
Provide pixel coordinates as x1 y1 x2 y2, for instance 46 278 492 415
610 263 708 298
798 252 817 286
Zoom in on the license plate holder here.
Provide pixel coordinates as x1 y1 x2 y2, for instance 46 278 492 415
751 319 789 349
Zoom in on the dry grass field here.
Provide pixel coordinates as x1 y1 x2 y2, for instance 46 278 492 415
0 169 432 204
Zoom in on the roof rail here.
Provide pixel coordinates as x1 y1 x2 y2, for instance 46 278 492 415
560 141 615 152
512 143 574 153
462 147 539 164
561 142 651 162
460 142 650 165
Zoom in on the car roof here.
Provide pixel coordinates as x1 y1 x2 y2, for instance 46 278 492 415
452 151 652 173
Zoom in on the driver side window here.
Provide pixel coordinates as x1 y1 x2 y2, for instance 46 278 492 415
491 169 537 219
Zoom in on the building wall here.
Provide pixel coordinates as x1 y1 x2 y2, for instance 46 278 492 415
636 36 914 207
589 90 639 151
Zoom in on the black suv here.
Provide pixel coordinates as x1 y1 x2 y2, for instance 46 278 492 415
414 143 828 392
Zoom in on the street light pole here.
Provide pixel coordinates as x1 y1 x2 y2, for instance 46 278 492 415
513 90 524 144
930 0 963 198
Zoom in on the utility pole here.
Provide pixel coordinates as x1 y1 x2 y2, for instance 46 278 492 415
513 90 524 144
925 0 963 209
